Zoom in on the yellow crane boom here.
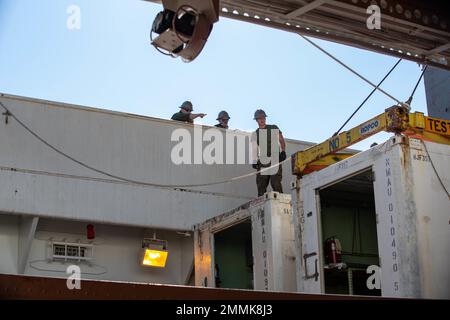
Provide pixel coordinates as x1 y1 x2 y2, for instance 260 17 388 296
292 105 450 176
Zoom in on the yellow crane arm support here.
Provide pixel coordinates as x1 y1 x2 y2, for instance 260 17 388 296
292 105 450 176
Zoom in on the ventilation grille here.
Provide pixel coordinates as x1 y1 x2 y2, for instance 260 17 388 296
51 242 93 262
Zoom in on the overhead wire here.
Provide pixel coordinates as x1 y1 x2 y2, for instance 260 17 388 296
298 34 403 105
0 38 440 195
405 66 449 200
298 33 448 199
405 65 428 106
421 140 450 200
333 58 402 136
0 165 253 200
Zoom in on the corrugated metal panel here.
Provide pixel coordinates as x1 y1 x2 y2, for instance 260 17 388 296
424 66 450 120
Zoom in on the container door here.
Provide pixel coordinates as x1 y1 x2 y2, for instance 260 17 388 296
292 179 323 294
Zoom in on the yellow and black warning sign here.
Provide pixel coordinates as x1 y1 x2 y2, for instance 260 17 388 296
424 116 450 136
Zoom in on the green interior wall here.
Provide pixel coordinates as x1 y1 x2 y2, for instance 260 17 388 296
319 175 381 296
213 221 253 289
321 205 379 266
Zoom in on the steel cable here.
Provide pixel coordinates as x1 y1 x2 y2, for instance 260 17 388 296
333 58 402 136
0 100 289 191
299 34 403 105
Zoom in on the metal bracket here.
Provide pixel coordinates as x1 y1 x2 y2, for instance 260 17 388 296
303 252 319 281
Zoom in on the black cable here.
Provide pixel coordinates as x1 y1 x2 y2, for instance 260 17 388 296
421 140 450 199
407 66 448 199
405 65 428 106
0 100 168 188
0 100 256 192
299 34 402 104
333 58 402 136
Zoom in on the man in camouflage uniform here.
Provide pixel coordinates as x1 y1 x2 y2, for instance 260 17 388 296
251 109 287 197
171 101 206 123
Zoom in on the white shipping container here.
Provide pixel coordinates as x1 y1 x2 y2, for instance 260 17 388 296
0 93 313 230
291 135 450 299
194 192 297 292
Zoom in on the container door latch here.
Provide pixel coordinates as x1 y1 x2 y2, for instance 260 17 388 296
303 252 319 281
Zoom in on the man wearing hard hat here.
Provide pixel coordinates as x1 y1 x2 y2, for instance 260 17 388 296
171 101 206 124
251 109 287 197
215 111 230 129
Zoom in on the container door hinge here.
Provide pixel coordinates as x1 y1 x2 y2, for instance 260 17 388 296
303 252 319 281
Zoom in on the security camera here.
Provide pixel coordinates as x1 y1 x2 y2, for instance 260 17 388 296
150 0 219 62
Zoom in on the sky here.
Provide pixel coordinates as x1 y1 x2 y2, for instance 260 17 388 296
0 0 429 150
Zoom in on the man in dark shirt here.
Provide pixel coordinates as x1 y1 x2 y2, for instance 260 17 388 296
251 109 287 197
171 101 206 123
214 111 230 129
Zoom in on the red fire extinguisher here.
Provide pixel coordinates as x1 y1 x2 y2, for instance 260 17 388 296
325 236 342 264
87 224 95 240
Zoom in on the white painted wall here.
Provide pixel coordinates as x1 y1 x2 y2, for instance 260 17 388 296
0 214 194 284
0 214 19 274
0 93 313 230
408 139 450 299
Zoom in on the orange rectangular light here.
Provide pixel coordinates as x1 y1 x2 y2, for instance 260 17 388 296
142 249 168 268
